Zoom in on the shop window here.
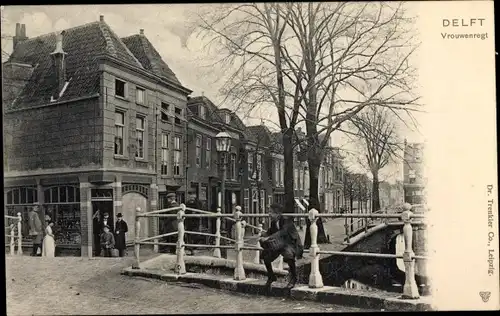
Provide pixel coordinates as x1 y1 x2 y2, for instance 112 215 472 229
5 187 39 241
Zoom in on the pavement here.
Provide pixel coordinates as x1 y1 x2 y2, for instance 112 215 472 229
6 254 373 315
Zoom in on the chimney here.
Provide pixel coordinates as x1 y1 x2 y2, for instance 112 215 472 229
50 31 67 98
100 15 104 22
140 29 144 35
13 23 28 50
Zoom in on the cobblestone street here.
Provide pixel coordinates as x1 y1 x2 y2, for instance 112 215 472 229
6 256 373 315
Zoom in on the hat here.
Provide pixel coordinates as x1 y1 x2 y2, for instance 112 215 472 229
103 212 109 216
166 193 176 199
117 213 123 218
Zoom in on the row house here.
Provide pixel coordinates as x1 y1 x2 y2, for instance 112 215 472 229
3 17 191 257
317 134 345 212
403 140 426 204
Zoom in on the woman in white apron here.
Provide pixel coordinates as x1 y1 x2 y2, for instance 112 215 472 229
42 221 56 258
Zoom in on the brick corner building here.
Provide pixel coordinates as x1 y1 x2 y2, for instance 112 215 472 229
3 17 191 257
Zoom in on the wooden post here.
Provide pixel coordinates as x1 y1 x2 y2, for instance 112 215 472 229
401 203 419 299
253 223 263 264
213 208 222 258
132 207 141 269
308 208 323 288
175 204 187 275
10 224 15 256
233 206 246 280
17 212 23 255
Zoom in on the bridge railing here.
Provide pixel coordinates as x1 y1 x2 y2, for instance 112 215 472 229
132 204 427 300
4 213 23 255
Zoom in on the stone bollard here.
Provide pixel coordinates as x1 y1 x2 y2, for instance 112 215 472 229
253 223 263 264
213 208 222 258
401 204 419 299
175 204 186 275
308 208 324 288
132 207 141 269
233 206 246 281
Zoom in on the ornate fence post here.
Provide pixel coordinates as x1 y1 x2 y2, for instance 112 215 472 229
253 223 263 264
17 212 23 255
213 208 222 258
10 224 15 256
175 204 186 275
233 206 246 281
132 207 141 269
401 204 419 299
308 208 323 288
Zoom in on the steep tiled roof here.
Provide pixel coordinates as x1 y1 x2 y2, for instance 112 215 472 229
122 34 182 86
246 125 272 147
5 20 144 110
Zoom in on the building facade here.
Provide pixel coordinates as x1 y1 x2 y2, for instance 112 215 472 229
3 17 191 257
403 140 426 204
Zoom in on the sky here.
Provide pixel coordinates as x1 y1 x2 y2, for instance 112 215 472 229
1 4 426 183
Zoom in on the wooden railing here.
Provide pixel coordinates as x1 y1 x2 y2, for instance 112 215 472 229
4 213 23 255
133 204 426 299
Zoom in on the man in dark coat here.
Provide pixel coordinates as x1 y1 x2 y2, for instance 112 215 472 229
161 193 178 254
92 209 102 256
28 205 43 256
260 203 304 290
100 212 114 235
114 213 128 257
185 190 204 254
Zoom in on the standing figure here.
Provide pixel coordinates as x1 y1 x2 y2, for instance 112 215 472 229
100 225 115 257
260 203 304 290
92 209 102 256
100 212 114 235
114 213 128 257
161 193 178 254
28 205 43 256
42 221 56 258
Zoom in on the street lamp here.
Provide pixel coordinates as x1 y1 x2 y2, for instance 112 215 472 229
216 131 232 217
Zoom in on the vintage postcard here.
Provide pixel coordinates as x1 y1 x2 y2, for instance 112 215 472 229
2 1 498 314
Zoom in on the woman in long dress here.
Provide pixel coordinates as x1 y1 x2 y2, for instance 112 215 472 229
42 221 56 258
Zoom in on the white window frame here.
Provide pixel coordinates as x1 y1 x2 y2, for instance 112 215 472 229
173 136 182 176
195 134 202 167
230 153 237 180
257 154 262 181
225 113 231 124
136 87 145 105
267 195 273 208
244 189 249 213
260 190 265 213
205 137 211 169
279 160 284 187
248 152 254 179
160 102 170 122
409 170 416 178
294 167 298 190
135 116 145 159
161 133 169 175
115 79 127 98
114 111 125 156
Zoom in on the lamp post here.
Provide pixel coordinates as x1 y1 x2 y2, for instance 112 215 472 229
216 132 232 227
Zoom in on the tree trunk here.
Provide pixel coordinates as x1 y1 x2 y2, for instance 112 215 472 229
371 173 381 212
282 128 295 213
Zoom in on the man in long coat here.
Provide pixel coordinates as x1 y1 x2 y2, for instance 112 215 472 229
92 209 102 256
161 193 178 254
114 213 129 257
260 203 304 290
28 205 43 256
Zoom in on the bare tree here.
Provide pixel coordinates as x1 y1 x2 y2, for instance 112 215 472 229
196 3 306 213
350 106 400 212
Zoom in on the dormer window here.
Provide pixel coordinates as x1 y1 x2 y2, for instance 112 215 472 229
225 113 231 124
199 105 206 120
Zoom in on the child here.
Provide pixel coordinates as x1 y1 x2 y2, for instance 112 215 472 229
100 225 115 257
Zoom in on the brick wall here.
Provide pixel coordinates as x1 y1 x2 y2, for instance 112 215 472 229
4 97 102 172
